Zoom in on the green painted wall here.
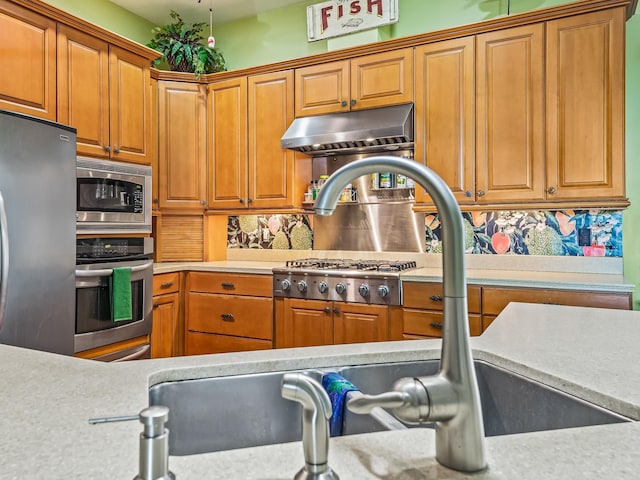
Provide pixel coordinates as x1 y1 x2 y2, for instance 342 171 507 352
43 0 155 45
624 13 640 309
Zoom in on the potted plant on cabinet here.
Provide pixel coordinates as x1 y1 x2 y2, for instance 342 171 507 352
147 10 226 78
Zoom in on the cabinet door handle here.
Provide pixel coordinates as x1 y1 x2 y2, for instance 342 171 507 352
341 100 348 107
113 146 120 154
323 306 331 314
239 198 245 204
221 282 235 289
220 313 235 322
247 198 253 204
430 321 443 329
430 295 443 302
476 190 485 197
546 186 557 195
200 199 207 206
153 302 160 309
332 307 340 315
464 190 473 197
350 99 356 106
104 145 111 153
160 281 174 289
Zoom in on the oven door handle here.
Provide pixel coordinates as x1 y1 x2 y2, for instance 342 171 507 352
75 261 153 278
112 343 150 362
0 190 9 333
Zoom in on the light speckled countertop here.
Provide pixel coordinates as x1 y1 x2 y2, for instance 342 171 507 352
1 303 639 479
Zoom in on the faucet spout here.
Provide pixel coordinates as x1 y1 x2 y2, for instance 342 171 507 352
315 156 487 472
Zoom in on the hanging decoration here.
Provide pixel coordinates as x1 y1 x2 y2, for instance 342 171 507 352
207 0 215 48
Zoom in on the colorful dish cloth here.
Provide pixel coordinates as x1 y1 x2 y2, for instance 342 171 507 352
321 372 359 437
111 267 132 322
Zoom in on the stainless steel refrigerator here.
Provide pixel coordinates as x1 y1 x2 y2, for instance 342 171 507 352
0 110 76 355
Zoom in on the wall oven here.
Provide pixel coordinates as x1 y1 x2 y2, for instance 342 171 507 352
75 237 153 361
76 157 152 234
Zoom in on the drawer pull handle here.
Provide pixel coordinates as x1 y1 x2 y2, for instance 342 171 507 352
160 281 174 288
430 295 443 302
323 306 331 314
221 282 235 289
333 307 340 315
220 313 235 322
429 321 443 329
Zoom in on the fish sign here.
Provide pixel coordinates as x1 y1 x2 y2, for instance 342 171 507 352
306 0 399 42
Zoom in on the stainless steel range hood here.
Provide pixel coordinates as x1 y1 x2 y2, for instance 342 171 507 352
281 103 413 156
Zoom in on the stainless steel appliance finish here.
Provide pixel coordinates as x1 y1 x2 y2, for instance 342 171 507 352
281 104 413 156
272 258 416 306
76 157 152 234
315 156 487 472
0 110 76 355
133 406 176 480
75 237 153 359
312 150 425 253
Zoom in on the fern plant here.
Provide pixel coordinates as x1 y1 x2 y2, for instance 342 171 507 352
147 10 226 78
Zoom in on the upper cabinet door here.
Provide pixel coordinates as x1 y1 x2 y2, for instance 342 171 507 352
248 70 295 209
57 25 110 158
350 48 414 111
295 60 350 117
546 8 626 202
109 45 152 164
414 37 475 205
0 1 56 120
476 23 545 204
157 81 207 210
208 77 248 209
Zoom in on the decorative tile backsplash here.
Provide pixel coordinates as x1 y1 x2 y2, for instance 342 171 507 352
227 209 623 257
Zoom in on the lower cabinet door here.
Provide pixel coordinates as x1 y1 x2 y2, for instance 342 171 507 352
333 303 389 345
151 292 179 358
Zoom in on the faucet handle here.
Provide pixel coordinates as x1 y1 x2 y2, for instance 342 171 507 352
346 391 410 414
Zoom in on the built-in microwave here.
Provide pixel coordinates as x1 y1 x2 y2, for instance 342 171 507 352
76 157 152 234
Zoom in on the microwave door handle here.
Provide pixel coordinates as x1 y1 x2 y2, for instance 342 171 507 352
75 261 153 278
0 191 9 333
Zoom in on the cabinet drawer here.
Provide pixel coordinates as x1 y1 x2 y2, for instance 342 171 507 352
482 287 632 316
153 272 180 295
403 282 482 313
188 272 272 296
187 293 273 340
404 309 482 337
186 331 272 355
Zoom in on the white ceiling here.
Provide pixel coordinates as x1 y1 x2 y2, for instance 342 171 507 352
109 0 306 27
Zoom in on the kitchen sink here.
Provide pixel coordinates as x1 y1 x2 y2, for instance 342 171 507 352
149 360 630 456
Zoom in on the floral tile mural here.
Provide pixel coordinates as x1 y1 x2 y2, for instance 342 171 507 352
228 214 313 250
228 209 623 256
425 210 623 257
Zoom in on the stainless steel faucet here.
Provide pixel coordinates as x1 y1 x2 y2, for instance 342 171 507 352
314 156 487 472
281 372 340 480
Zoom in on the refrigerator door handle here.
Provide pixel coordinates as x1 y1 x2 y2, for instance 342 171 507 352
75 261 153 278
0 190 8 333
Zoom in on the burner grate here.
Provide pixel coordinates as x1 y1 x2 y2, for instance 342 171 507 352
284 258 416 273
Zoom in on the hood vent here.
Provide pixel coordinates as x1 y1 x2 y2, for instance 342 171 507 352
281 104 413 156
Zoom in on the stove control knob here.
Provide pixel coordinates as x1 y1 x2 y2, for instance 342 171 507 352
335 283 347 295
358 284 370 297
377 285 390 298
281 279 291 291
318 281 329 293
297 280 307 293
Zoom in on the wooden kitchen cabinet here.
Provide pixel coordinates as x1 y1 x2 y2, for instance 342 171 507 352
481 285 632 330
157 80 207 210
57 25 154 164
275 298 389 348
294 48 413 117
208 71 301 210
414 24 544 206
185 272 273 355
0 0 56 120
401 282 483 339
545 8 626 203
151 272 182 358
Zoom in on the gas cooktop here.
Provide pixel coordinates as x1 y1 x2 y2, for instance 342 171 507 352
272 258 418 305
